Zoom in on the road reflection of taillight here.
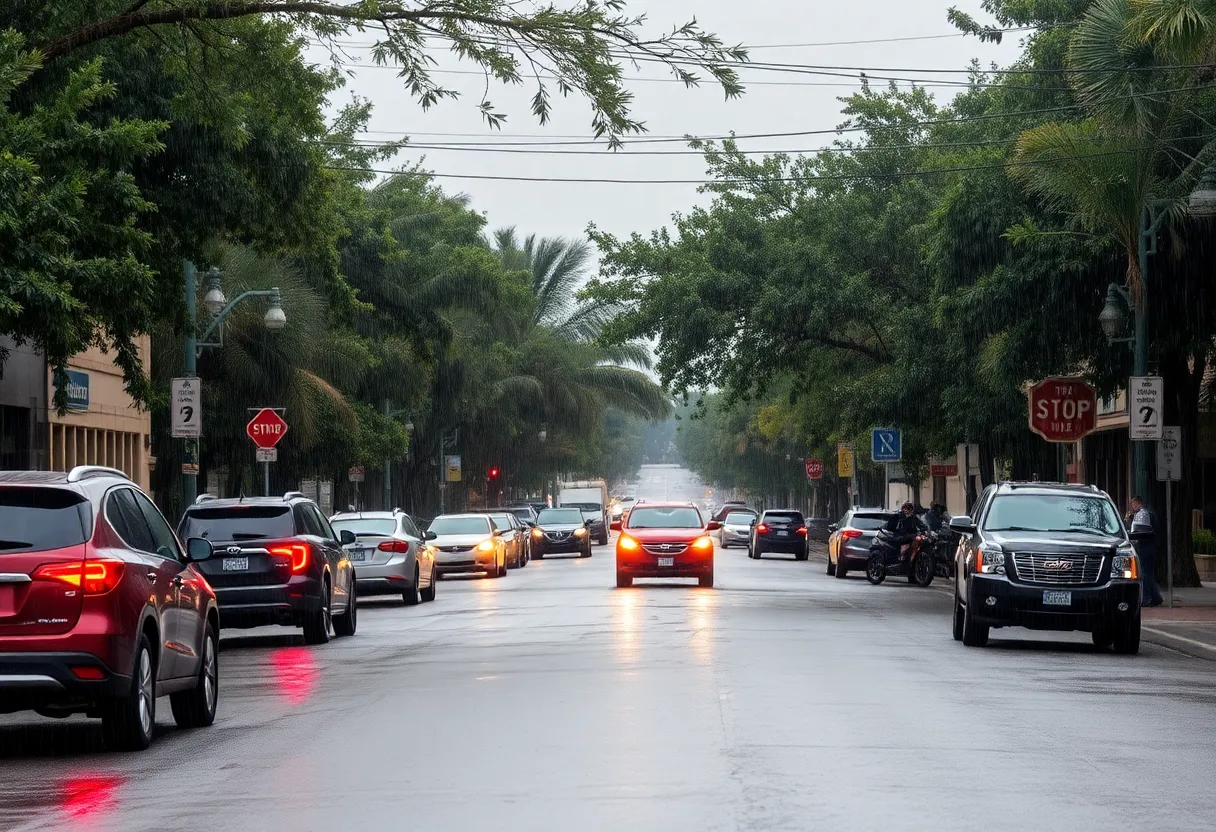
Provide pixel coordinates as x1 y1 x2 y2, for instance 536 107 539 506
377 540 410 554
841 530 863 540
269 543 310 572
272 647 317 705
60 775 122 820
34 560 124 595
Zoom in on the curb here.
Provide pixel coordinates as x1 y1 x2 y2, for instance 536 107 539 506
1141 625 1216 661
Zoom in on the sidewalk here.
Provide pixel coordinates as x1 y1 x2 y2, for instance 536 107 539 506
1141 583 1216 659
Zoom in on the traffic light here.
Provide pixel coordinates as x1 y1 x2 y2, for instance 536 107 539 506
488 467 500 481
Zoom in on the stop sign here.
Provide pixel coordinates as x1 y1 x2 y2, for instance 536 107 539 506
246 408 289 449
805 458 824 480
1028 378 1096 443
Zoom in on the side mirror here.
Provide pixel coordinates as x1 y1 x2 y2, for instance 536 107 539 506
706 520 721 531
949 517 977 535
339 529 357 546
828 524 839 533
185 537 213 563
425 530 438 541
1128 529 1154 542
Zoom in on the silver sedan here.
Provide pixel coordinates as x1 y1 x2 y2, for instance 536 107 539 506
330 510 437 605
718 510 757 549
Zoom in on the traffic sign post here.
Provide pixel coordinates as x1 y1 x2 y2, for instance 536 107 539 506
1028 378 1096 443
872 430 901 510
805 458 823 480
171 378 201 439
1158 426 1182 608
246 408 288 496
1129 377 1163 441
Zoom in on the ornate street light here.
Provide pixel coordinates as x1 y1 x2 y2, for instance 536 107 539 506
1098 283 1131 345
263 290 287 331
203 267 226 316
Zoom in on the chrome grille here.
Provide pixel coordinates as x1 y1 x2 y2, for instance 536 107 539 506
1012 552 1104 585
437 545 473 553
642 543 688 555
545 531 571 541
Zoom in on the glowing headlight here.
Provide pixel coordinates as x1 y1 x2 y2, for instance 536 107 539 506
477 539 496 552
977 546 1005 574
532 527 544 538
1113 548 1140 580
574 528 588 537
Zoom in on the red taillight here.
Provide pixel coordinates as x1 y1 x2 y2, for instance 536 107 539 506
797 527 808 536
756 523 769 534
841 529 863 540
377 540 410 554
33 560 124 595
269 543 310 573
70 666 106 680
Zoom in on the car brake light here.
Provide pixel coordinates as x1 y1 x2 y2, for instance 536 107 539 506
33 560 125 595
618 535 640 551
691 536 713 551
841 529 863 540
796 527 808 536
756 523 769 534
269 543 310 573
377 540 410 554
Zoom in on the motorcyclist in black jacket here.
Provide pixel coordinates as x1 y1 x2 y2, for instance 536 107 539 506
885 501 926 560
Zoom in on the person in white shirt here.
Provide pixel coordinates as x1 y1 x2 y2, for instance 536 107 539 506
1129 495 1163 607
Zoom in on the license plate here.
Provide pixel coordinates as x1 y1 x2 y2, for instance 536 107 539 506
1043 590 1072 607
350 549 368 562
657 556 675 567
777 531 788 537
222 557 249 572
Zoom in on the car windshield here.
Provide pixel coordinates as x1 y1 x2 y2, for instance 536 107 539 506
538 508 583 524
627 506 703 528
984 495 1123 535
330 518 397 536
724 512 755 525
428 516 492 535
179 506 293 540
0 488 92 554
764 512 803 524
489 515 514 529
850 514 892 531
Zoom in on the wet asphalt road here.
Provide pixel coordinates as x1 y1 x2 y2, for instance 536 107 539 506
3 465 1215 831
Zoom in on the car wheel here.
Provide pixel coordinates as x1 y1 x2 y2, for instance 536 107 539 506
598 533 608 546
826 555 836 576
795 547 809 561
721 540 729 550
698 569 714 588
961 602 988 648
420 566 437 602
303 580 332 645
403 566 422 605
103 633 156 751
1112 614 1140 655
616 571 632 588
1091 628 1113 650
952 599 964 641
753 546 763 560
581 545 592 558
171 622 219 730
333 580 358 637
835 559 848 579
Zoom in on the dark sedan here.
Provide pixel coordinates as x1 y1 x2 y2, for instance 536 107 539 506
531 507 592 558
748 510 809 560
827 509 894 578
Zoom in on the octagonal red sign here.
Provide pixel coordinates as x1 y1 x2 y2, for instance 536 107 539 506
1028 378 1096 443
246 408 289 449
805 458 824 480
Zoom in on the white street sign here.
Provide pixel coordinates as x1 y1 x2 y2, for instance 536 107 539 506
171 378 201 438
1129 376 1163 440
256 447 278 463
1157 426 1181 481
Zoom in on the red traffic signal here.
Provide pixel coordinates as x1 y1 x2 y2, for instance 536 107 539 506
488 467 500 479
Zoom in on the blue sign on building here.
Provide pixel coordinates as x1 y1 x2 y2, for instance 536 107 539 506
871 428 901 463
55 369 90 412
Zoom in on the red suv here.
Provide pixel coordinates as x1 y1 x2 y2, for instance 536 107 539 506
0 466 219 750
615 502 721 588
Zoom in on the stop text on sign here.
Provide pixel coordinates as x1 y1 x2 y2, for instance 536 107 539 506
246 408 289 449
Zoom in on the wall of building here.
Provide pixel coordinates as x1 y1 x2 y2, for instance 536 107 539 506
0 337 48 470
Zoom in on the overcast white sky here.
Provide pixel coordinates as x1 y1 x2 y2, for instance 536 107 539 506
309 1 1025 243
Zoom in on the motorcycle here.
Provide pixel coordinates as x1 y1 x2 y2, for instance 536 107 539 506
865 527 938 587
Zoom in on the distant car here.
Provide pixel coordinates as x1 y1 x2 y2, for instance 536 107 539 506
0 467 219 751
427 514 507 578
488 511 530 568
952 482 1146 652
718 509 758 549
179 493 358 644
616 502 720 588
711 501 749 522
502 505 539 527
580 509 608 544
532 507 593 558
827 509 895 578
748 510 809 560
329 510 437 605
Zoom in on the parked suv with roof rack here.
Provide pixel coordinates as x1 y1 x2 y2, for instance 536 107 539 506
951 482 1149 653
0 466 219 750
178 492 357 645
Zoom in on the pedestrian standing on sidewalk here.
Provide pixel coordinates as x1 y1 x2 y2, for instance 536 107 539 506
1128 495 1164 607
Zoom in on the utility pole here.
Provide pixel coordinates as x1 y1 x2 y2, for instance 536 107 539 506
182 261 199 507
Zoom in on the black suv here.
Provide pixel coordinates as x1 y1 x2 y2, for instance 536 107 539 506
178 493 358 644
951 482 1148 653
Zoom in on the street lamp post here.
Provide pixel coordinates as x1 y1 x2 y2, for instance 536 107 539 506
383 401 413 510
1098 168 1216 500
181 260 287 506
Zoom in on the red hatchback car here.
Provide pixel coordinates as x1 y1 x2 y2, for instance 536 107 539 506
615 502 721 588
0 467 219 750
